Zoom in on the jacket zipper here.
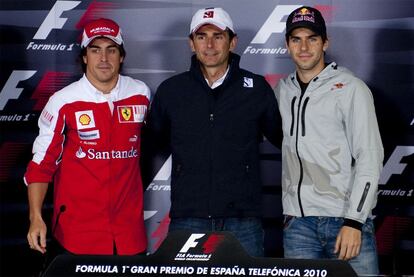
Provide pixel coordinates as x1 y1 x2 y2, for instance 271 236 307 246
290 97 297 136
301 97 310 136
295 93 306 217
357 182 371 212
208 89 215 218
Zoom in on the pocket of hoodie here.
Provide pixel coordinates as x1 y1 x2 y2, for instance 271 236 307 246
283 215 296 230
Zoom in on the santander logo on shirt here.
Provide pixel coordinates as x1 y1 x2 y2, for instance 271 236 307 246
76 147 138 160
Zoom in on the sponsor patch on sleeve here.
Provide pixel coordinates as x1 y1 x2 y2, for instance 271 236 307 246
117 105 147 123
40 109 54 127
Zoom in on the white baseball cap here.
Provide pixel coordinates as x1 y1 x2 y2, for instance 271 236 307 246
190 7 235 34
81 18 124 48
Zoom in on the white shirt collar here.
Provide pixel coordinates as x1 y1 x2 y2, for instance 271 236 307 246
205 66 230 89
82 74 121 99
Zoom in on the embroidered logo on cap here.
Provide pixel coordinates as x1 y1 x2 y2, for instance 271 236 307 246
204 11 214 18
292 8 316 24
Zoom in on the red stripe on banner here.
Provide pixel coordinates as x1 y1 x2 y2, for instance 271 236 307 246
31 71 72 111
376 216 412 255
151 214 171 251
76 1 120 43
314 5 335 22
0 142 28 182
202 234 225 254
264 74 287 88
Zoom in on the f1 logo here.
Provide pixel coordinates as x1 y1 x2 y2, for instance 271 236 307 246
0 70 37 110
379 146 414 184
33 1 81 40
251 5 301 44
179 234 205 253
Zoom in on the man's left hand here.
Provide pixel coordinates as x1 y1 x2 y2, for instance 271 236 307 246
334 226 361 260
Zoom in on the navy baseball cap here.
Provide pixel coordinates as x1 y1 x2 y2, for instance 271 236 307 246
285 6 327 40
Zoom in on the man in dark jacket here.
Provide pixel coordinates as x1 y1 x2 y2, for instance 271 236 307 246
147 7 281 257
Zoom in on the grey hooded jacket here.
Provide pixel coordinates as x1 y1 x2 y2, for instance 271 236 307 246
274 62 383 224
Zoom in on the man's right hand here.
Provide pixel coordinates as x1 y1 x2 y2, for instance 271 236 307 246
27 182 49 254
27 216 47 254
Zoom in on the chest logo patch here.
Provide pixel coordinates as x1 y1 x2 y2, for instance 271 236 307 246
243 77 253 88
79 114 91 125
117 105 146 123
331 82 345 91
78 129 100 140
120 107 132 121
75 110 96 130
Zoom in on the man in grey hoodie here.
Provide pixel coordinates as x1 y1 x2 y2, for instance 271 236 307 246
274 6 383 275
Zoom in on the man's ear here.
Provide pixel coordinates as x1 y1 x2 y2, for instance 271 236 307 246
323 38 329 52
229 35 238 52
188 38 195 52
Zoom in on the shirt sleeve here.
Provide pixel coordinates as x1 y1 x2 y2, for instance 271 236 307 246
260 77 283 149
146 82 171 147
24 94 66 186
340 78 384 223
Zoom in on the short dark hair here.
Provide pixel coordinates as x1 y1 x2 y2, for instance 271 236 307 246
78 43 126 73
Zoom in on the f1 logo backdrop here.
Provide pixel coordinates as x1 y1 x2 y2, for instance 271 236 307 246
0 0 413 276
33 1 81 40
0 71 37 110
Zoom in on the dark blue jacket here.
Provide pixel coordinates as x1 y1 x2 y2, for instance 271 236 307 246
147 53 281 218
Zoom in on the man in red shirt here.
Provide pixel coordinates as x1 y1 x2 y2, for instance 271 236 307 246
25 18 149 257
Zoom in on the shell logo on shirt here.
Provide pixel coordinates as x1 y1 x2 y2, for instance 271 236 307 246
79 114 91 125
117 105 147 123
75 110 96 130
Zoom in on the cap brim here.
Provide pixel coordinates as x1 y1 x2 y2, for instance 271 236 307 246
81 35 123 48
286 23 322 37
190 20 228 34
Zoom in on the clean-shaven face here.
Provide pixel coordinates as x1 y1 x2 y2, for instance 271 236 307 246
287 27 328 75
189 24 237 70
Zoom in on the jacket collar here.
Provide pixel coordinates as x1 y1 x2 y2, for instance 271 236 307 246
190 52 241 88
